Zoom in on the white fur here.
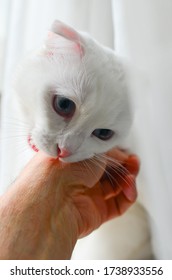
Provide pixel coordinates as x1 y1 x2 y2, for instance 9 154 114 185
13 24 132 162
5 21 151 260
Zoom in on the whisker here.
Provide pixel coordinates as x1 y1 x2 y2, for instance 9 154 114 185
81 161 88 181
83 159 100 184
89 157 121 191
2 117 30 127
0 134 28 139
96 153 124 165
94 154 133 188
96 153 132 178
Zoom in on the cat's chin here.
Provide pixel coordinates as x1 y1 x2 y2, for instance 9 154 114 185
58 154 93 163
27 140 93 163
58 157 82 163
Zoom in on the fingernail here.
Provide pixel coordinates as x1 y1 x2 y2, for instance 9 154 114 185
122 175 137 202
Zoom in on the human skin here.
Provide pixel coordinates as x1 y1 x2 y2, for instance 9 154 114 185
0 149 139 259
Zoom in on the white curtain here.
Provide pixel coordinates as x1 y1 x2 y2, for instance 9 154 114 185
113 0 172 259
0 0 172 259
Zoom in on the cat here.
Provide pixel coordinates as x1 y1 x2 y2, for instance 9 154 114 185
12 20 132 163
2 20 151 259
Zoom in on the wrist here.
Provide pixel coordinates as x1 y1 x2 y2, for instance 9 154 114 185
0 175 79 260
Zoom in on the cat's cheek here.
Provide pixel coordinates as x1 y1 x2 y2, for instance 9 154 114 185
30 132 57 158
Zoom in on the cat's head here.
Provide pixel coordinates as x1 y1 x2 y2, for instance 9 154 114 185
14 20 132 162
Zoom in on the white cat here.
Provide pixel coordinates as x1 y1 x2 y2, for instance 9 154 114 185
13 20 132 163
2 20 151 259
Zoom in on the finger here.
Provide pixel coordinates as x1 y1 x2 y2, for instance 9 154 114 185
106 148 129 162
84 183 108 222
104 196 120 221
101 180 122 200
100 160 137 200
115 191 135 215
123 155 140 176
103 154 139 202
101 173 137 203
121 175 137 202
105 191 135 221
106 149 140 177
66 159 106 188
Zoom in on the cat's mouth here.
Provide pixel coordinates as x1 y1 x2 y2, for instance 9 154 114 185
27 135 67 160
28 135 39 152
27 135 74 161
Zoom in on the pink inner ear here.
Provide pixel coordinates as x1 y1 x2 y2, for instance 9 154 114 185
51 20 84 56
59 26 79 42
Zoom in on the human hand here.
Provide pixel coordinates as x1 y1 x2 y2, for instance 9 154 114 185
0 148 139 259
66 148 139 237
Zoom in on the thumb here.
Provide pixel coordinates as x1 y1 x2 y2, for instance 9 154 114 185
58 159 106 188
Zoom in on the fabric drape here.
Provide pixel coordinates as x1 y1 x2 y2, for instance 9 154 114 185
0 0 172 259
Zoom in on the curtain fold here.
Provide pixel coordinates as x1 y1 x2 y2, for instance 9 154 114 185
113 0 172 259
1 0 172 259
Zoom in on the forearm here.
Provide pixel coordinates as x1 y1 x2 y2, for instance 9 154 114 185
0 155 79 260
0 196 78 260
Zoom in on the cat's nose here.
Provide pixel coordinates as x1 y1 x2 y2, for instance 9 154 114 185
57 146 71 158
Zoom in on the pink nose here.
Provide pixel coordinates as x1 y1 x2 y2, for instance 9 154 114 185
57 147 71 158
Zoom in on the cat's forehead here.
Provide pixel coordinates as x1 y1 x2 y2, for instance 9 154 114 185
51 53 121 100
40 46 130 130
54 64 95 104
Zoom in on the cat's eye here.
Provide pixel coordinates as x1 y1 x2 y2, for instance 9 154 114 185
92 129 114 140
53 95 76 118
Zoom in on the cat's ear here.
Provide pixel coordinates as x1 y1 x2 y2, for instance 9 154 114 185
45 20 84 57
